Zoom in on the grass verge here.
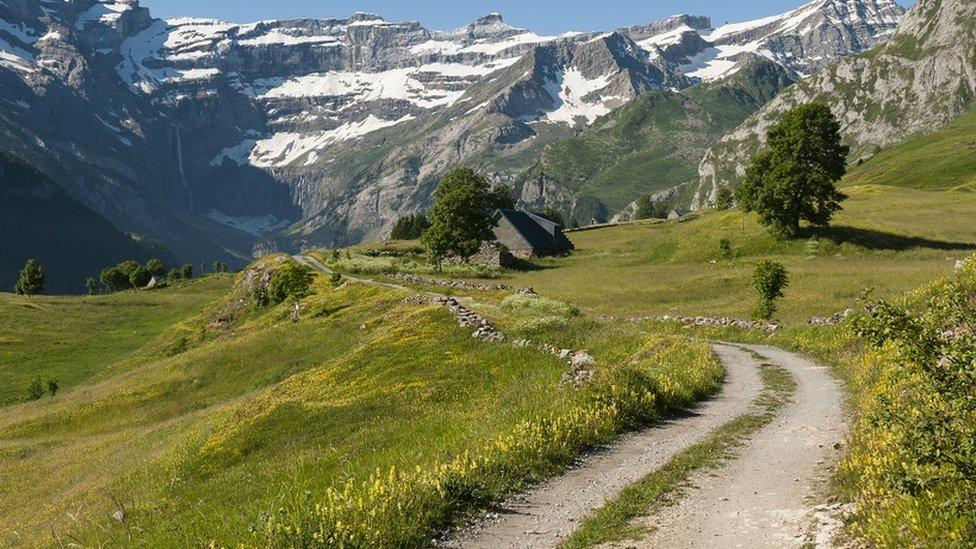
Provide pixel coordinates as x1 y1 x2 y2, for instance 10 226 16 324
561 356 796 549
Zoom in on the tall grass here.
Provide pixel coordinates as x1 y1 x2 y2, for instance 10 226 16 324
257 336 721 547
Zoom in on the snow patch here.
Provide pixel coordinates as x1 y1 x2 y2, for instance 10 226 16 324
540 67 616 125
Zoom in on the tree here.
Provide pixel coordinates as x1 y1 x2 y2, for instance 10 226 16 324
390 213 430 240
14 259 45 296
46 380 59 397
488 185 515 210
212 261 229 273
543 207 565 227
715 187 734 210
129 265 152 288
635 196 668 220
100 266 131 292
570 218 580 229
268 263 315 305
737 103 849 238
167 267 183 282
146 258 166 276
422 167 497 265
86 277 98 295
752 260 789 320
179 263 194 280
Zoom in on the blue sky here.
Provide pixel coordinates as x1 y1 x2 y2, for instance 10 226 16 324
140 0 915 34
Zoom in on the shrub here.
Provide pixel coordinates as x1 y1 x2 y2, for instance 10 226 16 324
715 187 734 210
212 261 229 273
167 267 183 282
752 260 789 320
27 378 44 401
329 272 342 287
46 380 59 397
179 263 194 280
85 277 97 295
268 263 315 305
718 238 734 260
839 260 976 544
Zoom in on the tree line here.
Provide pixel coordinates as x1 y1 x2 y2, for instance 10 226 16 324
12 257 231 296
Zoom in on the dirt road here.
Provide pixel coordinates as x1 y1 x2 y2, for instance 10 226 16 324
446 344 846 549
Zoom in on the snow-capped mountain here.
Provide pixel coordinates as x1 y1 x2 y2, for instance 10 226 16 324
0 0 903 265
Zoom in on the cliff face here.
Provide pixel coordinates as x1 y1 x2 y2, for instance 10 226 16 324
696 0 976 208
0 0 904 262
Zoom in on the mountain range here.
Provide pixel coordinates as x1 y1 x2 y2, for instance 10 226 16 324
0 0 906 291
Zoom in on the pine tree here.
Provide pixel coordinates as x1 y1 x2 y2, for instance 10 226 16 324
14 259 45 296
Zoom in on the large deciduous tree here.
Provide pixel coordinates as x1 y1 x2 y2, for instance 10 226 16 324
422 167 503 265
737 103 849 238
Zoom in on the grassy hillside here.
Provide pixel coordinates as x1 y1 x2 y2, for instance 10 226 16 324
0 276 232 406
0 257 720 546
492 185 975 323
519 59 794 220
844 108 976 192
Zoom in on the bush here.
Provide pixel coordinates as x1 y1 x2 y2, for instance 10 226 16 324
46 380 59 397
752 260 789 320
836 258 976 544
86 277 98 295
179 263 194 280
329 272 342 287
718 238 734 260
715 187 734 210
27 378 44 401
268 263 315 305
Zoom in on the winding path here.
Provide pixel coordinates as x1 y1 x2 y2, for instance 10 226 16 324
634 344 848 548
444 344 847 548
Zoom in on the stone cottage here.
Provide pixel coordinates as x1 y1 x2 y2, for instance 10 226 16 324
492 209 575 258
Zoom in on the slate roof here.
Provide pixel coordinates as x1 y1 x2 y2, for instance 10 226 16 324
493 209 574 255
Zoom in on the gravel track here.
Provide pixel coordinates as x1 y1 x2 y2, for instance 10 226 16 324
631 344 848 548
443 344 764 548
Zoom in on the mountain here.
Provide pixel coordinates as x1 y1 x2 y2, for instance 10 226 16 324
0 0 903 269
697 0 976 207
0 151 168 293
515 58 797 223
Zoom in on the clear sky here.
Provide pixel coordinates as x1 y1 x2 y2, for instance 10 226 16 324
140 0 916 34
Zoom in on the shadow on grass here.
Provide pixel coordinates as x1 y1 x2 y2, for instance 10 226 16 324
505 257 560 272
804 226 976 251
